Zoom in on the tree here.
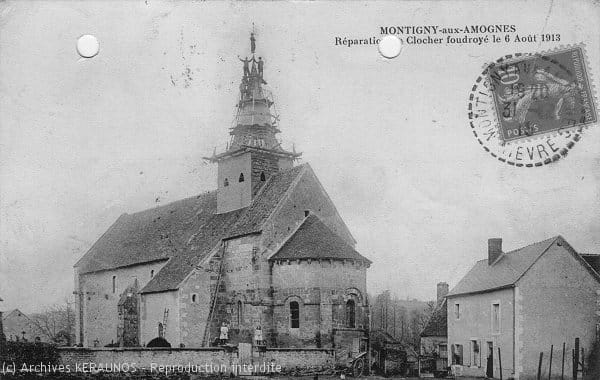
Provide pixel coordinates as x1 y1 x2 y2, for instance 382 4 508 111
30 302 75 345
369 290 436 349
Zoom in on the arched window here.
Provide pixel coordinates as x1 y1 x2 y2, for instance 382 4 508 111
260 172 266 181
290 301 300 328
237 300 243 325
158 322 164 338
346 300 356 328
224 178 229 187
150 270 154 278
191 294 197 303
238 173 245 182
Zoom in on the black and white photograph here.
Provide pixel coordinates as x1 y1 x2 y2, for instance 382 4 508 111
0 1 599 379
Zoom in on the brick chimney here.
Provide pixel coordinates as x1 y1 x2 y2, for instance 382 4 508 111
436 282 449 303
488 238 503 265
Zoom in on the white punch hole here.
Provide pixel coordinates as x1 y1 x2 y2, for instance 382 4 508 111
378 35 402 59
77 35 99 58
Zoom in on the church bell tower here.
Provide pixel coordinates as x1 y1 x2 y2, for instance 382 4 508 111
206 32 300 214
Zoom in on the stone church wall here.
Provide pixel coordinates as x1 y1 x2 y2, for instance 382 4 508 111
215 235 272 345
271 260 368 348
178 265 215 347
140 291 180 347
77 261 166 347
261 168 356 256
216 153 252 213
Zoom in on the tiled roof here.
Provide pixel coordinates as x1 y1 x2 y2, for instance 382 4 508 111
581 253 600 276
269 214 371 263
140 208 244 293
226 165 305 237
75 192 218 274
76 164 309 293
447 236 558 297
420 299 447 337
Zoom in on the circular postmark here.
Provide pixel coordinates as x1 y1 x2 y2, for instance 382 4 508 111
468 46 596 167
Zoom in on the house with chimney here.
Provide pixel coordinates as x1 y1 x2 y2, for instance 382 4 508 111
446 236 600 380
419 282 449 376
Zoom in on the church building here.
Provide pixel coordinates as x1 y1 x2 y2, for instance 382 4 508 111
73 34 371 352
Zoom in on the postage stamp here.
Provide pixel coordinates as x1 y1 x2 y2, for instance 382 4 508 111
487 45 597 143
468 45 597 167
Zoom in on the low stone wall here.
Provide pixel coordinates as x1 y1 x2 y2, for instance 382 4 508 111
57 346 334 376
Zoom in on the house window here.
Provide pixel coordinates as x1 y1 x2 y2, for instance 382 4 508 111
492 303 500 333
112 276 116 293
260 172 266 181
452 344 463 365
471 340 480 367
224 178 229 187
158 322 164 338
237 301 243 326
238 173 244 182
150 270 154 278
346 300 356 328
290 301 300 328
439 343 448 359
455 303 460 319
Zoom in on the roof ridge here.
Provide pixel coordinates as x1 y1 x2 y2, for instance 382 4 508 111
504 235 560 255
301 163 357 245
472 235 560 264
74 213 129 268
449 236 561 297
510 236 559 285
128 190 216 217
254 164 308 231
270 213 371 263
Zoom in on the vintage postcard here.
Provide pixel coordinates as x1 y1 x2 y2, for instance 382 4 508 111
0 1 599 379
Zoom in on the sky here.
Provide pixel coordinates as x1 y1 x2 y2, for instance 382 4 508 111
1 0 599 313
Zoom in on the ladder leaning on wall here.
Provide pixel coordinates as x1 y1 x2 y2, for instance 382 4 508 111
162 308 169 338
202 248 225 347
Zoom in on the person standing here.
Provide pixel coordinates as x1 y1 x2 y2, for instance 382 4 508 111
254 325 263 346
219 321 229 345
257 57 264 78
238 56 250 77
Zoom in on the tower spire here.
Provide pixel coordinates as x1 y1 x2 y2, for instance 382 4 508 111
205 31 301 214
205 31 300 160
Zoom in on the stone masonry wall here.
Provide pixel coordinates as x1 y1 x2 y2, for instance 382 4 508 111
261 167 356 254
57 347 334 375
250 152 289 196
272 260 368 348
207 235 273 346
517 242 600 380
77 261 166 347
140 291 180 348
179 264 215 347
